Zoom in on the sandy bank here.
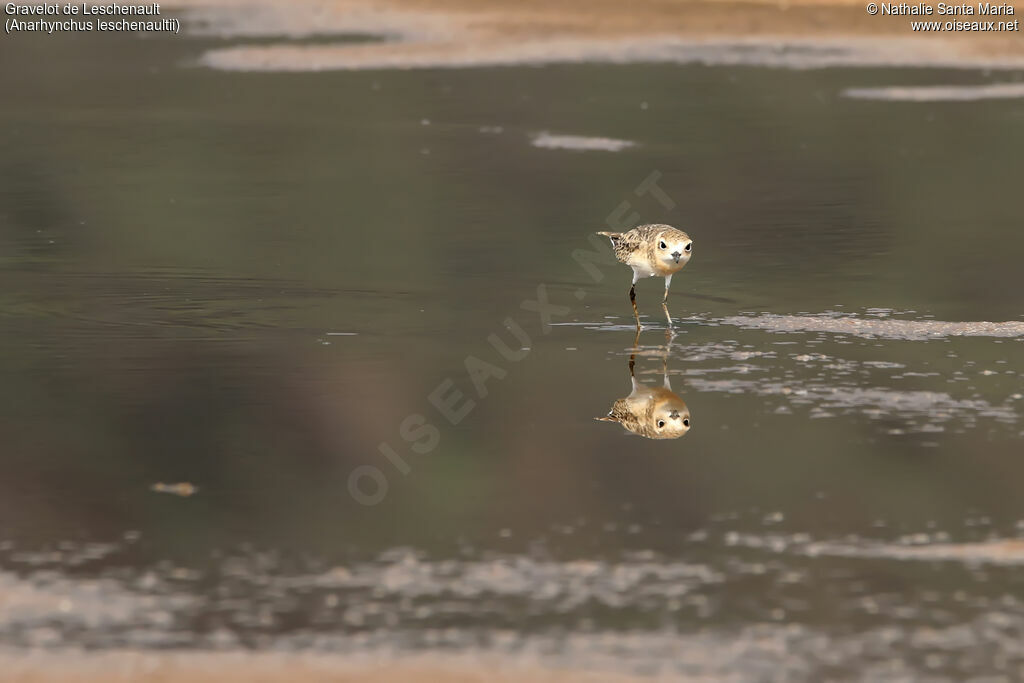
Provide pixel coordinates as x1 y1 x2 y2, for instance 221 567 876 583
165 0 1024 71
0 651 653 683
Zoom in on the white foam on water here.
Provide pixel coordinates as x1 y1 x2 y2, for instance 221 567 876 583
530 133 636 152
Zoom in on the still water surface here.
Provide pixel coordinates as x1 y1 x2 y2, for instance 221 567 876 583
2 31 1024 680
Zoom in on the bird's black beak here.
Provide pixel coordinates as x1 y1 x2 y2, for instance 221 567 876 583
669 410 680 419
671 251 681 263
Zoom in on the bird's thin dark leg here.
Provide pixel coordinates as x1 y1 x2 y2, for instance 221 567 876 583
662 275 673 329
630 283 641 329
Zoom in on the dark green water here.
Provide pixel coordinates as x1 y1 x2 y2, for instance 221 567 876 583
2 29 1024 679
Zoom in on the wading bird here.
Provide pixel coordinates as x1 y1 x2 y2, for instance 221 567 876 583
597 224 692 328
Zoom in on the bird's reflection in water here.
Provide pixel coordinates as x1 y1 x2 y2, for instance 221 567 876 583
595 330 691 439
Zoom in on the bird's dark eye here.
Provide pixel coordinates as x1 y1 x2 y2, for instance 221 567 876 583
683 419 690 427
659 241 666 249
657 420 665 428
684 243 692 252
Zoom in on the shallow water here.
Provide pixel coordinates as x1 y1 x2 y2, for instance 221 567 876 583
2 28 1024 681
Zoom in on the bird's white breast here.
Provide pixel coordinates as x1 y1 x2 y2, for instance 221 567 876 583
630 263 656 279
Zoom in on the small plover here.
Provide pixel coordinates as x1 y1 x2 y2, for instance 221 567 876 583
597 224 692 328
595 330 691 439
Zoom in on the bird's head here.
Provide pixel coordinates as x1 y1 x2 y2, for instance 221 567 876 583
651 400 691 439
655 228 693 268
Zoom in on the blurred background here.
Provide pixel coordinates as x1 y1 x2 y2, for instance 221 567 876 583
2 1 1024 680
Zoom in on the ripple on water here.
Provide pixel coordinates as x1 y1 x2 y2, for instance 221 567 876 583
6 538 1024 678
584 316 1021 433
0 569 197 649
720 314 1024 341
687 377 1017 429
726 532 1024 566
843 83 1024 102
